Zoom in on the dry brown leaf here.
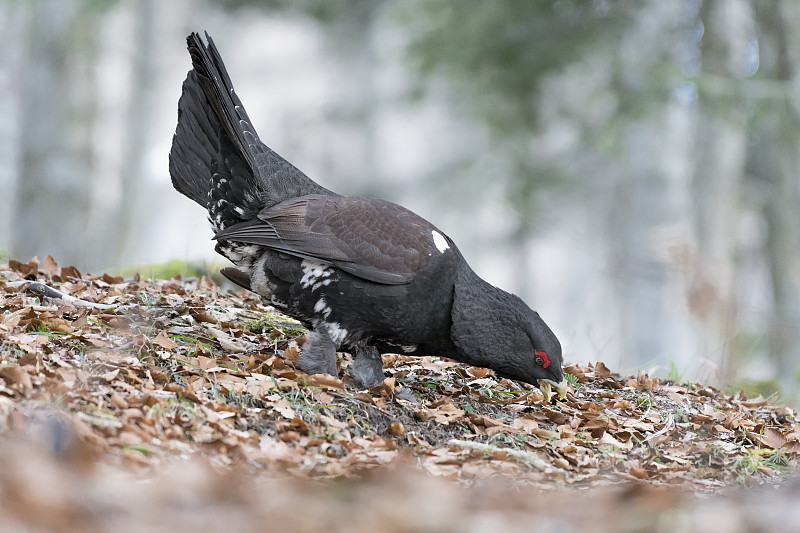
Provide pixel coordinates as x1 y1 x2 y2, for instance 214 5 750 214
59 265 82 279
627 370 659 390
111 393 129 409
467 367 491 378
740 396 768 409
43 255 59 277
564 364 588 383
273 398 297 420
529 427 560 440
0 365 33 390
512 417 539 433
317 414 347 429
207 326 254 353
599 432 633 450
101 369 120 382
283 345 300 365
594 361 612 379
388 422 405 436
305 374 345 389
755 427 788 450
484 425 521 436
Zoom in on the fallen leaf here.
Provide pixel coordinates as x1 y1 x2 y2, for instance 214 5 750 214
0 365 32 390
594 361 612 379
153 331 178 350
101 369 120 382
755 427 788 450
740 396 768 409
388 422 405 436
305 374 345 389
43 255 60 277
207 326 254 353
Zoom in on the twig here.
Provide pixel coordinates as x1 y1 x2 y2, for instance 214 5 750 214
7 281 115 309
644 413 675 444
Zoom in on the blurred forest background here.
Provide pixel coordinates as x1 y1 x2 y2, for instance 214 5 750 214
1 0 799 398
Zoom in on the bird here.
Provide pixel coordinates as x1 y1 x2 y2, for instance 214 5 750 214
169 32 567 401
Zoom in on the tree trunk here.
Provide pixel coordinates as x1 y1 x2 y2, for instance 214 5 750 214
748 0 800 393
112 0 155 266
610 110 695 372
606 2 697 373
12 0 96 267
690 0 751 381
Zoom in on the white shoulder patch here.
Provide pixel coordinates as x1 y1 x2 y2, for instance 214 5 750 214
432 230 449 253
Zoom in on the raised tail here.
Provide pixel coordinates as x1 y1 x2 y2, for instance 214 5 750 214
169 32 335 233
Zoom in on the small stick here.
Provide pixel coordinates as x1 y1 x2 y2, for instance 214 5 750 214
7 281 115 310
644 413 675 444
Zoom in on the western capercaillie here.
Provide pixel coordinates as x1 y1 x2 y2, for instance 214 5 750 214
169 32 567 401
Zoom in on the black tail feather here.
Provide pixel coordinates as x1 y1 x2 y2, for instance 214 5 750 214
186 32 259 173
170 32 338 233
169 32 260 214
220 267 252 290
169 69 218 208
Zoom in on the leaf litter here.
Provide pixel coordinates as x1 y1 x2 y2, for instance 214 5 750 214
1 255 800 531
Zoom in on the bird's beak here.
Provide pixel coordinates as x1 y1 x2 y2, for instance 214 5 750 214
537 378 568 402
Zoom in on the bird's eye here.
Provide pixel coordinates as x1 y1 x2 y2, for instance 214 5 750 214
534 350 550 368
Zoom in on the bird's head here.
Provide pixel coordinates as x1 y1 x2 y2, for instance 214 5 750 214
451 267 567 401
483 305 566 401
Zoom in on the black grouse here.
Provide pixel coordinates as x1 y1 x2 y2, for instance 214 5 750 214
169 32 567 401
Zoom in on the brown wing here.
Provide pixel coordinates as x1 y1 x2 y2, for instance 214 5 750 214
214 195 450 285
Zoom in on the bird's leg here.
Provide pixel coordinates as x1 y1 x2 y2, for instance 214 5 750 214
349 345 385 388
298 330 338 377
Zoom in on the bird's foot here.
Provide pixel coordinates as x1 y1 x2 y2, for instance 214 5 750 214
349 345 385 388
298 330 338 377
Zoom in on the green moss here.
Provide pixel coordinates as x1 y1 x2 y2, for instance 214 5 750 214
243 311 307 338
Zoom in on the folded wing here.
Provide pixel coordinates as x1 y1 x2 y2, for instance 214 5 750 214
215 195 450 285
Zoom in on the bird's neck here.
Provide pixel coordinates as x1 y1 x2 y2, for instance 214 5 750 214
449 265 511 367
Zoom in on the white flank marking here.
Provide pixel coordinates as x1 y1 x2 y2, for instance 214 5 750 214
314 298 332 317
300 259 332 290
314 278 333 290
326 322 348 345
223 244 260 264
401 345 417 353
250 254 270 295
240 245 259 256
432 230 449 253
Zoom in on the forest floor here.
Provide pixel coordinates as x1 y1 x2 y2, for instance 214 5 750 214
1 256 799 532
